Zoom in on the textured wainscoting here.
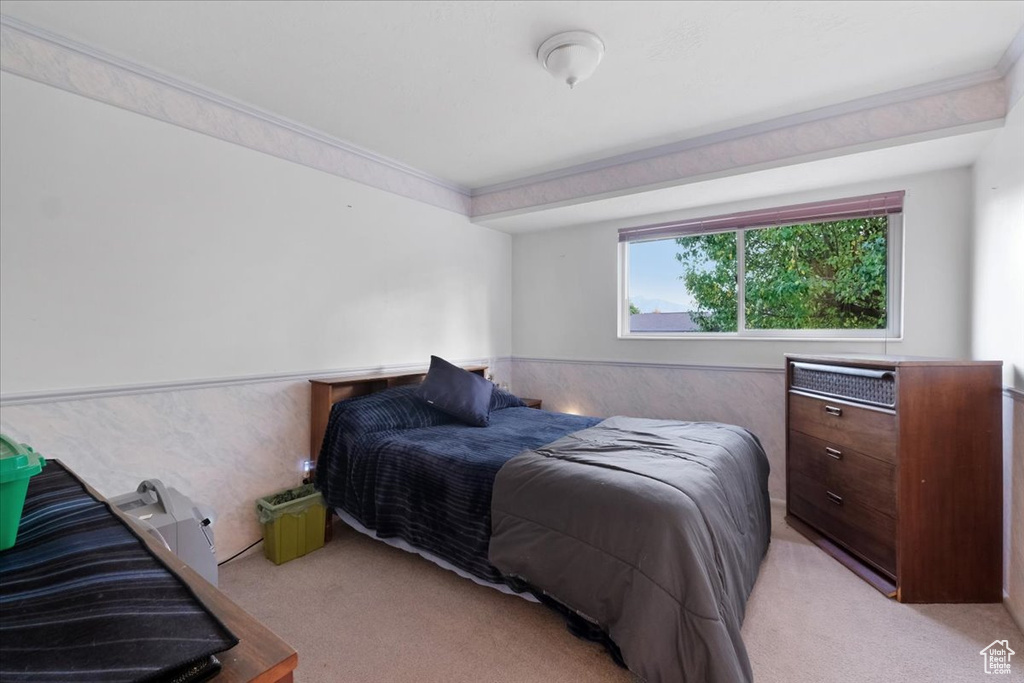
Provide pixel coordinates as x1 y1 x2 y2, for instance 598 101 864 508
1005 391 1024 631
488 357 513 388
0 380 309 561
0 356 513 562
509 358 787 501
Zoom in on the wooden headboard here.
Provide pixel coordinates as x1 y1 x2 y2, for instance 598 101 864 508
308 365 487 462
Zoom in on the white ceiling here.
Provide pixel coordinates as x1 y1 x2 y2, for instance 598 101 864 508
2 1 1022 189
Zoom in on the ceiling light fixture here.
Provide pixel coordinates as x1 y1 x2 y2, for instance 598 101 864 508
537 30 605 89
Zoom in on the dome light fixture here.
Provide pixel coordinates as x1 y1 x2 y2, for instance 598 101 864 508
537 30 605 89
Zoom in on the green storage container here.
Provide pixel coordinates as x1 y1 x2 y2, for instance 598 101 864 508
0 434 46 551
255 483 325 565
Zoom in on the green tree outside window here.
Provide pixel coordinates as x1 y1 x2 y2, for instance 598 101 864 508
674 217 888 332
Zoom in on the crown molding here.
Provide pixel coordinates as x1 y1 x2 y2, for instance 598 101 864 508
510 356 783 374
471 75 1008 217
0 15 472 215
0 356 501 406
996 25 1024 77
471 69 1004 199
1000 25 1024 110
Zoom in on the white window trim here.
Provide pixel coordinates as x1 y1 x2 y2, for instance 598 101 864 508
618 214 904 341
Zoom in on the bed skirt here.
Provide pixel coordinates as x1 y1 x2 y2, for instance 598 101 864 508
333 507 539 602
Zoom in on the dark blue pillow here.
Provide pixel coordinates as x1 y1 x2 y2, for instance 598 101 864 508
490 386 525 411
417 356 494 427
331 385 456 436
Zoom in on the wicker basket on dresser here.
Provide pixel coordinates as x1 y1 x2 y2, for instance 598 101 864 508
784 354 1003 603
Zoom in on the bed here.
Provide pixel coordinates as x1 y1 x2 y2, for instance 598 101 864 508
310 364 771 683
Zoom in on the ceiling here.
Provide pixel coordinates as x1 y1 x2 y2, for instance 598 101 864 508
2 0 1022 190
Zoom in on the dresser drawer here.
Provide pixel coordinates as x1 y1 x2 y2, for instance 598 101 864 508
788 430 896 518
789 470 897 577
788 392 897 463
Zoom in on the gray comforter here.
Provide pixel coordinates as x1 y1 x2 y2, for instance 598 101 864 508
489 416 771 683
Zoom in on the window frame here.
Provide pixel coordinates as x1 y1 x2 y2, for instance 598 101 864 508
617 213 904 341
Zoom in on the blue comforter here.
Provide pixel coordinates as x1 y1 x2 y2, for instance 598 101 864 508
315 389 598 582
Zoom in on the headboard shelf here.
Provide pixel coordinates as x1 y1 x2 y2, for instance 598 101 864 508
309 365 487 461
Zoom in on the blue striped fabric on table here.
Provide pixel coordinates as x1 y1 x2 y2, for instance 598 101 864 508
0 461 237 683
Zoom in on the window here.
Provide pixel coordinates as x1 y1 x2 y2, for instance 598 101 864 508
619 191 903 339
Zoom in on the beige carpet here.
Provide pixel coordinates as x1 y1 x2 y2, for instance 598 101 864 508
220 504 1023 682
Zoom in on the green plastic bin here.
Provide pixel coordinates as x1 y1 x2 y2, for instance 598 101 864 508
0 434 46 551
256 483 326 565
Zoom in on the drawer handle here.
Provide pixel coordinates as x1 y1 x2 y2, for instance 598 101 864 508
826 491 843 506
824 405 843 417
824 446 843 460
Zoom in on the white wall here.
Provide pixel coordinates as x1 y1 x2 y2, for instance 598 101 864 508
0 72 511 558
0 73 510 394
509 167 975 501
972 96 1024 630
512 167 973 367
973 99 1024 390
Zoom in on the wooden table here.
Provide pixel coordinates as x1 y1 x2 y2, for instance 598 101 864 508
76 464 299 683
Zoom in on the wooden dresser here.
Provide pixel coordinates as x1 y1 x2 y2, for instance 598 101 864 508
784 354 1002 603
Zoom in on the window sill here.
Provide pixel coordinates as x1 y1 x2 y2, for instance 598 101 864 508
618 333 905 342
